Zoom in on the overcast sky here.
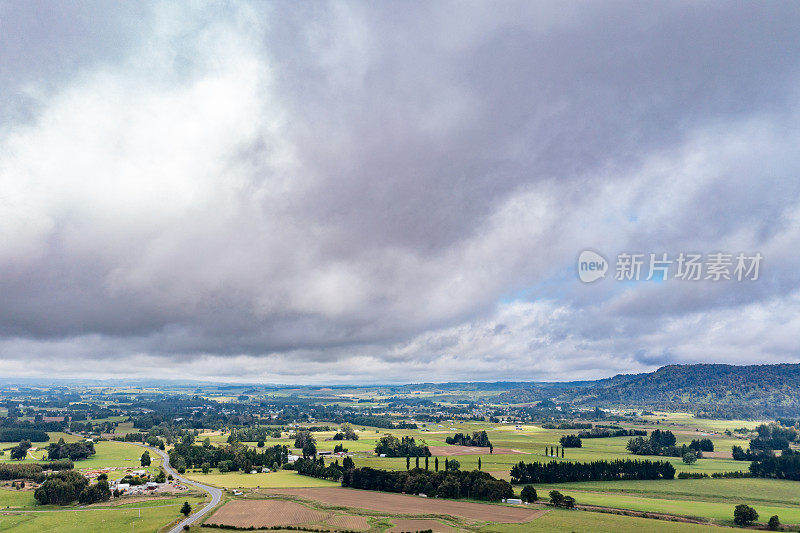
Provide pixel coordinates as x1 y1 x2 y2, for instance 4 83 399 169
1 1 799 384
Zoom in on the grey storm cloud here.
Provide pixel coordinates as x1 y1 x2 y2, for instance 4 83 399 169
1 1 799 383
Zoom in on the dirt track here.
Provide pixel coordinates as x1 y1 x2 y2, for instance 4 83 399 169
266 487 545 523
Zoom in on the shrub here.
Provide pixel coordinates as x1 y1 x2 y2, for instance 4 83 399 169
733 504 758 526
559 435 582 448
520 485 538 502
768 514 780 530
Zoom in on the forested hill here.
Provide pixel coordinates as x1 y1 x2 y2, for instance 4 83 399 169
497 363 800 418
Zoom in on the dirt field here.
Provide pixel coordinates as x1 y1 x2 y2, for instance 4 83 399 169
206 499 330 528
701 450 733 459
427 445 526 456
325 514 370 530
266 487 545 523
387 518 457 532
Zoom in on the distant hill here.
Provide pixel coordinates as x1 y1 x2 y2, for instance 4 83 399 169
497 363 800 418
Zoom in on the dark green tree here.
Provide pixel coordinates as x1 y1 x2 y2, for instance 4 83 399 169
181 501 192 516
520 485 537 502
733 504 758 526
768 515 781 530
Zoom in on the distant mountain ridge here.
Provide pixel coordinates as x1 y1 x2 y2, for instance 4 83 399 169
497 363 800 418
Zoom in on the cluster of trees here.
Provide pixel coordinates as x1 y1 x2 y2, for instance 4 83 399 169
342 467 513 501
227 427 282 442
510 459 675 483
0 463 47 482
732 445 770 461
577 428 646 439
750 423 797 451
10 440 32 460
548 490 576 508
34 470 108 505
169 439 288 474
0 429 49 442
374 435 430 457
749 449 800 480
626 430 701 458
344 416 417 429
541 422 592 430
689 438 714 452
543 446 564 458
294 430 318 457
332 424 359 441
46 439 96 461
445 431 491 448
730 423 796 462
559 435 582 448
294 456 354 480
77 476 112 504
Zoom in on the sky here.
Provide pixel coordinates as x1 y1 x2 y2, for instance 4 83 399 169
1 1 799 384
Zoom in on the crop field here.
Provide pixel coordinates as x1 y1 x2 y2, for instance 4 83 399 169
325 514 371 530
265 487 546 523
205 499 330 528
184 469 340 489
387 518 457 532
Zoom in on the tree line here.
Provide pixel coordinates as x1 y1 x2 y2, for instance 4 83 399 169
294 456 354 480
0 428 49 442
342 467 513 501
577 428 646 439
374 435 430 457
749 450 800 480
34 470 111 505
445 431 491 448
169 438 288 474
510 459 675 483
47 439 96 461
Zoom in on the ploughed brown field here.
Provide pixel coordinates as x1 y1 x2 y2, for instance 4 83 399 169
427 445 526 456
206 499 329 528
325 514 371 530
701 450 734 459
266 487 545 523
387 518 457 532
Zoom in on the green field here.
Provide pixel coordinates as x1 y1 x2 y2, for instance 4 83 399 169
480 508 742 532
73 441 161 471
0 496 204 532
530 478 800 526
184 469 340 489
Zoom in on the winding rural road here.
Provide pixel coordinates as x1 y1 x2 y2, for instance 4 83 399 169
134 444 223 532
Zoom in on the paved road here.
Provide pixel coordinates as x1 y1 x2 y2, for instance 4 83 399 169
134 444 223 532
